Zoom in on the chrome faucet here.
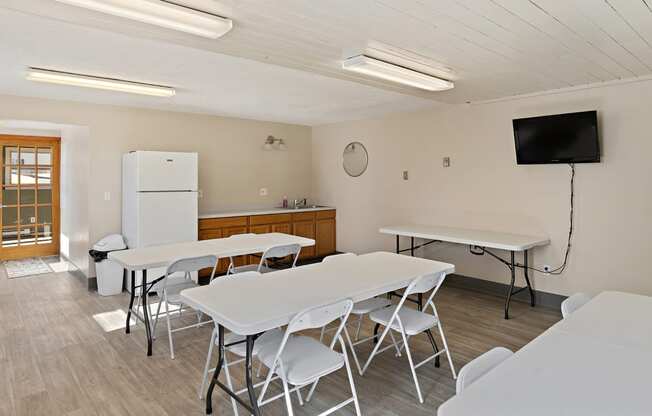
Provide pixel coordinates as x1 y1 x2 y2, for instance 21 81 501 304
293 198 307 209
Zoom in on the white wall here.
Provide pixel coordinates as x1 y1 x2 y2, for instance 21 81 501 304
312 79 652 297
0 94 313 277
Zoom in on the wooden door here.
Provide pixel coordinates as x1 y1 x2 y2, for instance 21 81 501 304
316 218 336 256
0 136 60 260
293 220 315 259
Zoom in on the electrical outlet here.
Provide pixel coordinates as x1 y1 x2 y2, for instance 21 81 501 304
198 189 203 199
104 191 110 201
259 187 268 196
403 170 409 180
443 157 451 168
542 265 552 274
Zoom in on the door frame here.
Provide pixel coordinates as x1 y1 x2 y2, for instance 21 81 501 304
0 135 61 260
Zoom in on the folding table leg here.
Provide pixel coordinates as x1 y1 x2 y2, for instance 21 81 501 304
206 325 224 415
125 269 134 334
141 269 153 356
504 251 516 320
245 336 262 416
523 250 535 307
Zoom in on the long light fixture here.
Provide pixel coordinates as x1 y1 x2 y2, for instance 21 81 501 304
26 67 176 97
54 0 233 39
342 55 454 92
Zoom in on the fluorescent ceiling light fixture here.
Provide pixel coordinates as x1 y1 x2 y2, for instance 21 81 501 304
342 55 454 91
54 0 233 39
26 67 176 97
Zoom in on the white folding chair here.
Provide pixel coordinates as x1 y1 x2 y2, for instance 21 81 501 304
228 243 301 274
152 255 218 359
362 272 456 403
561 292 591 318
198 272 290 416
456 347 513 394
318 253 392 374
256 298 361 416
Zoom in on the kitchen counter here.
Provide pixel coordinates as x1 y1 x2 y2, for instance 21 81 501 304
199 206 335 219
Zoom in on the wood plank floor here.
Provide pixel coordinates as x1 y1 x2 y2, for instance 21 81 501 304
0 267 560 416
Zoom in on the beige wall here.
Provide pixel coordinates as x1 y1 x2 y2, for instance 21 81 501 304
0 94 312 276
312 79 652 297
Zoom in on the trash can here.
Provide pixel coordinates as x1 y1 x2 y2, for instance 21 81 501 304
89 234 127 296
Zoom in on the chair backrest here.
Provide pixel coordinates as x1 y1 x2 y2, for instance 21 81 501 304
287 298 354 334
561 292 591 318
405 272 446 297
259 243 302 270
456 347 513 394
167 255 218 276
322 252 356 263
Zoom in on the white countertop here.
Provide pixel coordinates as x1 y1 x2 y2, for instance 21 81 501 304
199 206 335 219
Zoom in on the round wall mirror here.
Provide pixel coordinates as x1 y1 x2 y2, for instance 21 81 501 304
343 141 368 177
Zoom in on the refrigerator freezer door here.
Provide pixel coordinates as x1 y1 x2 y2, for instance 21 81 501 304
137 191 198 247
136 151 198 192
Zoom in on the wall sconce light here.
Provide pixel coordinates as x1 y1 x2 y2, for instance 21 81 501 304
263 135 287 151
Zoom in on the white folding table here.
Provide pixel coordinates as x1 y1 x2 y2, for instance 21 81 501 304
438 291 652 416
180 251 455 415
380 225 550 319
108 232 315 356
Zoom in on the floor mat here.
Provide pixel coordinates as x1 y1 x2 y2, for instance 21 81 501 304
3 257 53 279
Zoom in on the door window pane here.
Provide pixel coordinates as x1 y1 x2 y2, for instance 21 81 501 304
20 206 36 225
20 226 36 245
37 224 52 244
19 168 36 185
20 188 36 205
20 147 36 165
3 147 18 165
3 206 17 226
3 167 19 185
37 168 51 185
37 205 52 224
2 227 18 247
37 148 52 165
2 188 18 205
37 188 52 204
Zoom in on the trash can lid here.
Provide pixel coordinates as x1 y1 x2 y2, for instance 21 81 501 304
93 234 126 252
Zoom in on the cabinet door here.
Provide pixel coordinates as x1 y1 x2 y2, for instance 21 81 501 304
248 224 270 264
316 218 336 256
272 223 291 234
293 220 315 259
220 226 249 272
199 229 222 241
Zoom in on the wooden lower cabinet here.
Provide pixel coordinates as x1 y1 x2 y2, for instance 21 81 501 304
198 209 336 276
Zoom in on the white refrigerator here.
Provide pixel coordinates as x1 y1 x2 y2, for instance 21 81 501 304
122 151 198 292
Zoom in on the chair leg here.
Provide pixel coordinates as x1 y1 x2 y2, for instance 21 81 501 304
438 322 457 379
279 362 294 416
152 297 163 340
343 326 363 375
354 315 363 341
295 386 304 406
361 322 393 375
222 353 240 416
341 336 362 416
398 325 424 403
198 327 217 399
319 325 327 342
164 296 175 359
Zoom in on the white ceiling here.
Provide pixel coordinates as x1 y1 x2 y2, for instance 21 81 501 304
2 0 652 125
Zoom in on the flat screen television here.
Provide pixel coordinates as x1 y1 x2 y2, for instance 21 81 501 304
513 111 600 164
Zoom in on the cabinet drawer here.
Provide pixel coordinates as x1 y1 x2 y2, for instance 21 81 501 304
199 216 248 230
292 211 315 222
315 210 336 220
249 213 292 225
